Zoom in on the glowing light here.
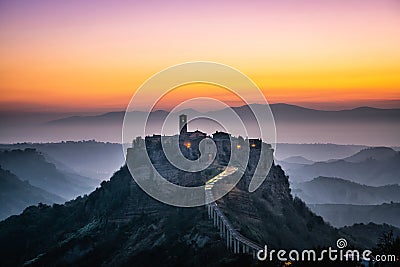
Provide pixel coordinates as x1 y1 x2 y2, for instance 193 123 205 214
236 144 241 149
251 143 256 148
185 142 191 148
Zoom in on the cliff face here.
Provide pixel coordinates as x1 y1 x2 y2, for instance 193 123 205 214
218 163 339 250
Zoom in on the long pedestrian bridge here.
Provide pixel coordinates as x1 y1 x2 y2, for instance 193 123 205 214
205 167 262 258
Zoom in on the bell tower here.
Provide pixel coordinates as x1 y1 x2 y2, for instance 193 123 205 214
179 114 187 135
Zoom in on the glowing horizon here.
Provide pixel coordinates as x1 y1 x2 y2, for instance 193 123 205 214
1 0 400 112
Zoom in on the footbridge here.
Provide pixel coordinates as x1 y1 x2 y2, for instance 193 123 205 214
205 167 262 258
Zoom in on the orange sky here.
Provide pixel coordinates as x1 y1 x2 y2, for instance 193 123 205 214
1 0 400 112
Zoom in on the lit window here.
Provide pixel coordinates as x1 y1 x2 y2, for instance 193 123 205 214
251 143 256 148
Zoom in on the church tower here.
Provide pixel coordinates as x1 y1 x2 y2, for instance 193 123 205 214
179 114 187 135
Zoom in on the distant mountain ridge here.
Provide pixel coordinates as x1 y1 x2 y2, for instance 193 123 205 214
269 103 400 122
46 111 127 125
46 103 400 125
39 103 400 145
2 103 399 144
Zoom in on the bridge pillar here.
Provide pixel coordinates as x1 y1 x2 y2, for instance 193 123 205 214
233 238 237 254
226 232 229 249
228 231 232 249
213 211 217 226
224 223 226 238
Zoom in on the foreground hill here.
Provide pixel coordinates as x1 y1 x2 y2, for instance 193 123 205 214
0 149 98 200
339 223 400 249
0 163 397 266
293 176 400 205
0 166 65 220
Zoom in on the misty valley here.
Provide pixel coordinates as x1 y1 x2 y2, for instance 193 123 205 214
0 139 399 266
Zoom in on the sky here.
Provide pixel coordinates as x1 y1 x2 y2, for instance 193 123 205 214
1 0 400 112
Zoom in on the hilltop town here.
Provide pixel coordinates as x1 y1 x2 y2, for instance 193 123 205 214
127 114 274 188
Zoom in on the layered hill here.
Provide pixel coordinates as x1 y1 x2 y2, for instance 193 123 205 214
343 147 398 163
0 149 98 199
274 143 366 163
284 147 400 185
281 156 314 165
0 166 64 220
309 203 400 228
0 141 124 180
293 176 400 205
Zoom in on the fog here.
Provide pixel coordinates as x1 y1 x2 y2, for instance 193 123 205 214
0 104 399 147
